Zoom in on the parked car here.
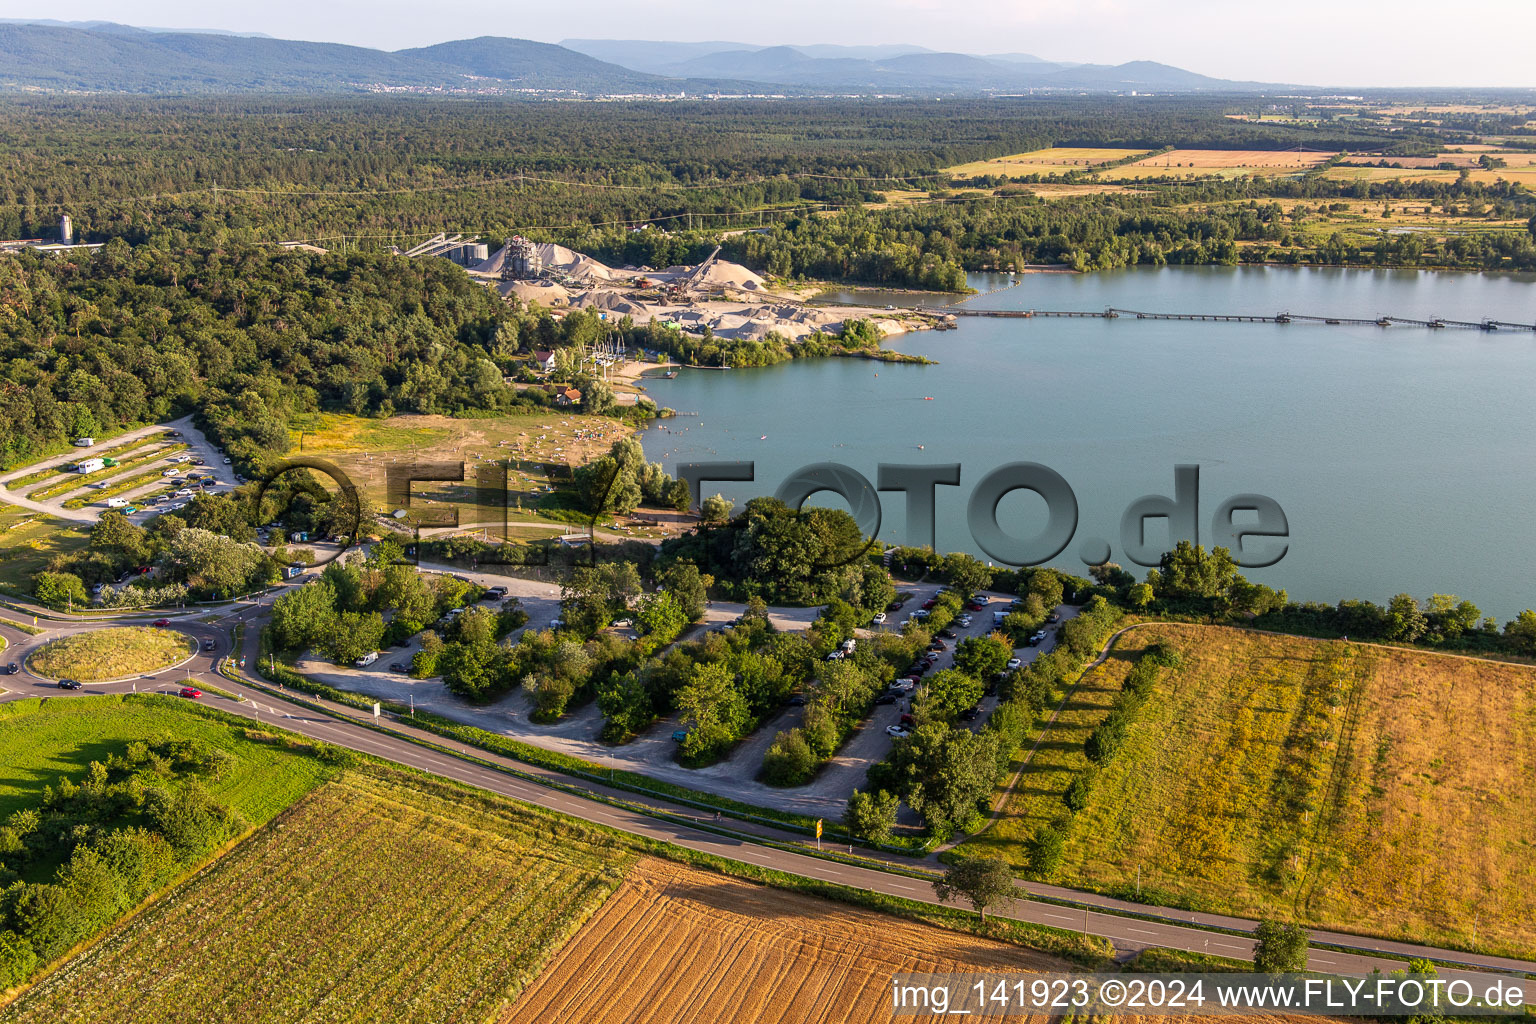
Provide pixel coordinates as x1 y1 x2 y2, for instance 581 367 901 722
886 600 902 612
967 601 986 612
874 693 897 705
4 663 18 675
960 705 982 722
1046 612 1061 623
921 598 936 610
927 640 947 652
222 457 232 464
58 678 83 690
390 662 407 672
913 609 930 620
899 713 917 727
1006 657 1022 670
938 628 958 640
956 615 973 627
671 729 690 743
152 618 172 627
924 651 940 663
179 687 202 699
884 725 910 739
787 694 806 706
169 503 187 511
871 612 886 624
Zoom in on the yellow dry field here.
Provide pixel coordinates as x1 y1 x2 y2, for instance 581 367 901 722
503 859 1065 1024
1324 164 1536 187
1375 104 1536 116
1011 624 1536 960
945 147 1148 177
1338 151 1536 170
285 411 632 521
1106 150 1334 179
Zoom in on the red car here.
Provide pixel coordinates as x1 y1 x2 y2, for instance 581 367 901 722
152 618 172 627
921 598 936 610
179 686 202 699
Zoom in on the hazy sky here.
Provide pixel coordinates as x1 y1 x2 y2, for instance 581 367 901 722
4 0 1534 87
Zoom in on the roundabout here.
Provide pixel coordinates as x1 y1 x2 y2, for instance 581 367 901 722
24 626 199 682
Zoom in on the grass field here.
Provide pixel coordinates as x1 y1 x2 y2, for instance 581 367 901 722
504 858 1066 1024
1 771 632 1024
27 627 194 681
1105 150 1334 179
0 693 334 827
945 147 1149 177
0 514 89 595
962 624 1536 959
289 411 634 527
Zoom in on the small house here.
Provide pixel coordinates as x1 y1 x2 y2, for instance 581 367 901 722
554 387 582 408
532 349 558 373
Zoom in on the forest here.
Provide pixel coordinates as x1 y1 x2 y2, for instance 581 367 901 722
0 242 631 470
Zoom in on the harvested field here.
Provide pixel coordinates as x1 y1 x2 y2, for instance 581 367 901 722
963 624 1536 960
504 859 1065 1024
2 773 632 1024
1107 150 1334 179
945 147 1147 177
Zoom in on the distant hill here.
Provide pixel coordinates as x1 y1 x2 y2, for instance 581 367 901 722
562 37 1282 93
397 37 673 92
0 23 1288 96
0 23 713 95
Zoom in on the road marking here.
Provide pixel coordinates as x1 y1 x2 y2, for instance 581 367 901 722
1127 927 1158 936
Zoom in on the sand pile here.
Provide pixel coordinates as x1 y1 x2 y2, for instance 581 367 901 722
571 290 650 317
697 258 768 292
499 280 571 306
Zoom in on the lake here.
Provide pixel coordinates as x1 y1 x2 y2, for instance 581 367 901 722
639 266 1536 619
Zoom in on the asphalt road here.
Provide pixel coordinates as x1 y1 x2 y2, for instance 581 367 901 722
2 603 1533 996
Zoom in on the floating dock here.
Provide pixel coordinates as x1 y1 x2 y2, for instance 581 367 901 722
913 305 1535 332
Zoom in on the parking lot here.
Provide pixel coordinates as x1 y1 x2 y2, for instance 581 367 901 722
299 566 1072 819
0 415 235 525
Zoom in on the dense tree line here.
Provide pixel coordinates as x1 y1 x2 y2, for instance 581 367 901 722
0 243 638 470
0 732 249 988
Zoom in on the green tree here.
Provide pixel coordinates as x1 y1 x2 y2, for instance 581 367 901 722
1504 609 1536 654
916 669 985 723
597 671 653 742
1252 919 1309 973
269 579 338 651
953 634 1011 680
321 610 386 665
33 571 88 609
941 552 994 596
1386 593 1427 642
573 455 640 517
676 661 748 759
761 728 818 785
1156 542 1240 602
700 492 734 524
843 788 899 845
933 858 1016 925
636 590 686 644
658 559 711 622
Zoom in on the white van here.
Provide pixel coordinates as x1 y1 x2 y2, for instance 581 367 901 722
105 497 128 508
994 610 1009 625
354 651 380 668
